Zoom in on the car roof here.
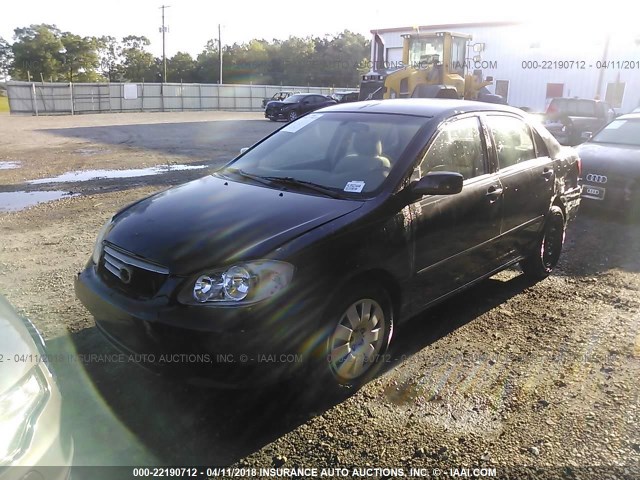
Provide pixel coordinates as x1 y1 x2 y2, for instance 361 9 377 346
617 112 640 120
317 98 527 118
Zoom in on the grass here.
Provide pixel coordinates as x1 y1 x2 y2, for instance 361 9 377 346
0 96 9 113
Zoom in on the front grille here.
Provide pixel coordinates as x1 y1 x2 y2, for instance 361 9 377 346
358 81 385 100
99 244 169 299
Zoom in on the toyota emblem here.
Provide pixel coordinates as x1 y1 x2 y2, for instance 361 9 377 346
119 266 133 284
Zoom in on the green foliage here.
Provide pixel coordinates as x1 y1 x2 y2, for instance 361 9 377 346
5 25 369 86
120 35 156 82
60 32 102 82
0 37 12 81
10 24 66 81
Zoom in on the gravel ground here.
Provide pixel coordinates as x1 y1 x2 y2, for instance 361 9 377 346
0 112 638 479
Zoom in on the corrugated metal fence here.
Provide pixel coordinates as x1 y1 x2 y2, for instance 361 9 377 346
5 82 346 115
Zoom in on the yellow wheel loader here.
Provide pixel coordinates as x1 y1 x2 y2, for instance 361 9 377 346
359 31 504 103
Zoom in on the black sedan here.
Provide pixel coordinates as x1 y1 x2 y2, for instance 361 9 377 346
75 99 581 389
264 93 336 122
577 112 640 219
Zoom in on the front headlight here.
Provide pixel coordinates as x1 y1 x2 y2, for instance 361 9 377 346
0 367 49 465
180 260 294 305
91 218 113 264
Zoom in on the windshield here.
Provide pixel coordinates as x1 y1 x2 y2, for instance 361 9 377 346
591 119 640 146
284 94 307 103
221 112 427 196
407 36 444 67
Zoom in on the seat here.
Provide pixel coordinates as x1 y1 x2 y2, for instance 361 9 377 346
448 140 475 179
334 131 391 175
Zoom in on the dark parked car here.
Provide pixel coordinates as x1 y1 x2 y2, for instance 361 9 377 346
261 90 299 108
75 99 581 389
0 296 73 478
577 112 640 219
330 90 360 103
264 93 336 122
544 97 616 146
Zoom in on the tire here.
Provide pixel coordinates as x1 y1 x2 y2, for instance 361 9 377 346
288 110 298 122
318 283 394 390
520 206 565 279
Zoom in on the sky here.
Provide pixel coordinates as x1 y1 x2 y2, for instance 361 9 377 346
1 0 637 58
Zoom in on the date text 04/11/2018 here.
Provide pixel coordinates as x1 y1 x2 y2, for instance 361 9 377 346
521 60 640 69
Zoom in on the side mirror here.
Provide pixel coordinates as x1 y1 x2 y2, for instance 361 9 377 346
240 147 249 154
581 132 592 140
410 172 463 198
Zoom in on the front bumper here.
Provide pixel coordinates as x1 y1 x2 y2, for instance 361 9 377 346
74 264 322 387
264 110 287 120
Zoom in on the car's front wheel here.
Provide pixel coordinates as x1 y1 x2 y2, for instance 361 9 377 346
321 284 394 389
520 206 565 279
288 110 298 122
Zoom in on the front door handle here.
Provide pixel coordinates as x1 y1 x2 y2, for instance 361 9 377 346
542 168 554 180
486 185 503 200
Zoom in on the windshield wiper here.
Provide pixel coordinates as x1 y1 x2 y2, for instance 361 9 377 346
226 168 275 187
262 176 346 199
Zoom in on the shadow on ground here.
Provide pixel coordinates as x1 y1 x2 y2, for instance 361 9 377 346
45 271 538 468
40 120 280 161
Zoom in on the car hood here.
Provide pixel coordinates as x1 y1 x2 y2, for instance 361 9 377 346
106 175 364 274
577 142 640 176
266 101 293 109
0 297 40 393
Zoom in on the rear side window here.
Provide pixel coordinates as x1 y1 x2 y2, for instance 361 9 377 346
485 116 536 169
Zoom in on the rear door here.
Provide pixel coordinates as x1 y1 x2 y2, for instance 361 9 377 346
410 115 504 308
483 114 555 258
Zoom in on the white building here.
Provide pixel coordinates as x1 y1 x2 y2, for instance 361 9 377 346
369 22 640 112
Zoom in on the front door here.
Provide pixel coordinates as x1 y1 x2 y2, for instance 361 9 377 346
410 115 503 309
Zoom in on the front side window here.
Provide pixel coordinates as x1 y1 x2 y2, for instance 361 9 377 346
485 116 536 169
415 116 487 181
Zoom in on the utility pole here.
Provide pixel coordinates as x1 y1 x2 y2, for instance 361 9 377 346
159 5 170 82
218 23 222 85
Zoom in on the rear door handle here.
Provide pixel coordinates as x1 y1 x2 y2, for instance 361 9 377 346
542 168 554 179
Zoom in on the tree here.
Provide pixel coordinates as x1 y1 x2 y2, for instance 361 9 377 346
195 39 220 83
97 35 124 81
0 37 12 81
166 52 197 82
120 35 155 82
60 32 102 82
10 24 65 81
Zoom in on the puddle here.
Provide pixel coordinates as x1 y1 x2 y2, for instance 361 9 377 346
28 164 208 185
0 161 21 170
0 191 79 212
